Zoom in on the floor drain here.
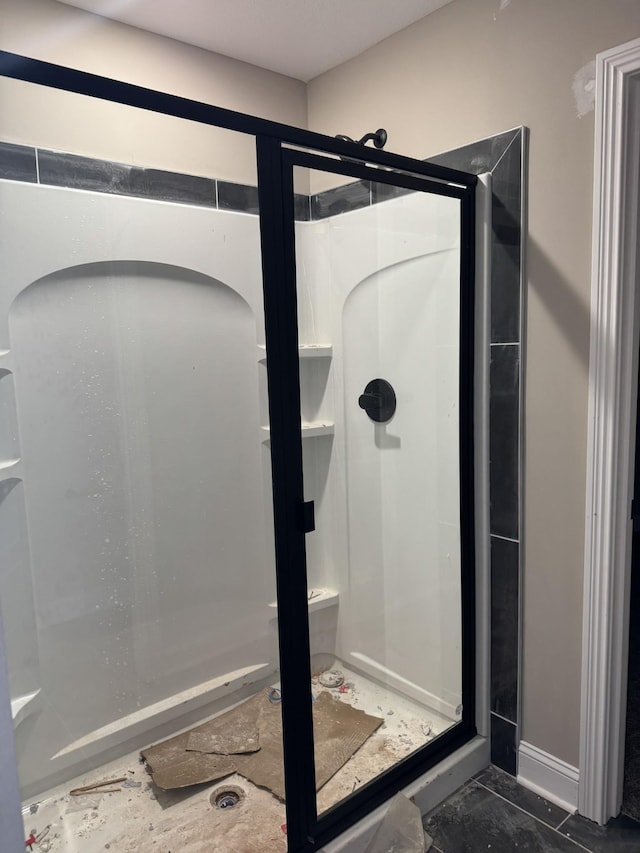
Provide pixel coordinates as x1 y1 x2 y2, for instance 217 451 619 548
211 786 244 810
319 669 344 688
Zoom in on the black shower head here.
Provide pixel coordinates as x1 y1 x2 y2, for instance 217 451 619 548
334 128 388 149
359 128 388 149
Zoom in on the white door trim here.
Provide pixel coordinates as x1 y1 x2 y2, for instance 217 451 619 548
579 36 640 825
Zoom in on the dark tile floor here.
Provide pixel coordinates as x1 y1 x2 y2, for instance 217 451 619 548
423 766 640 852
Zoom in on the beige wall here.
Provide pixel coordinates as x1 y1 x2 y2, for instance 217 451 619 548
307 0 640 765
0 0 307 184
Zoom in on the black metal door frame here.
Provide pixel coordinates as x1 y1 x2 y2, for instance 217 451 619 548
262 144 477 850
0 50 478 853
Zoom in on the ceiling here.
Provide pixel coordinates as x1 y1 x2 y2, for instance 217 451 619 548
58 0 454 82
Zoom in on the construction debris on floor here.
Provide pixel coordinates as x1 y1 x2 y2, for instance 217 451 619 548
22 664 451 851
142 687 384 800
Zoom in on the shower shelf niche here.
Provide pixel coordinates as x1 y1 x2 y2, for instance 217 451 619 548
268 588 339 614
258 343 334 441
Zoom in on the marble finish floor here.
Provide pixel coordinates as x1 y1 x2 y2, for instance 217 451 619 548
424 766 640 852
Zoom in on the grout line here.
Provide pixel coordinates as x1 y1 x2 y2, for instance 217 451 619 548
490 341 520 346
542 825 591 852
490 710 517 725
490 533 520 544
489 132 520 173
472 781 591 851
555 827 592 852
34 147 40 184
556 813 572 831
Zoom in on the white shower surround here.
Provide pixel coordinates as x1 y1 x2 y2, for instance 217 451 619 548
0 177 462 799
296 194 462 718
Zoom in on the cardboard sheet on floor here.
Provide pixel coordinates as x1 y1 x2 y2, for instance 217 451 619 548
186 700 261 755
141 689 384 800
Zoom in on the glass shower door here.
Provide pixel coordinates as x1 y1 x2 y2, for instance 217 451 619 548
0 78 288 850
284 151 476 829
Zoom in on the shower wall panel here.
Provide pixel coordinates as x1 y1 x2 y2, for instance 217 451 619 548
0 181 278 795
295 190 462 718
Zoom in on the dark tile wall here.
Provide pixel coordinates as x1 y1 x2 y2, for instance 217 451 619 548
217 180 259 215
491 536 519 721
490 345 520 540
429 129 525 774
486 133 523 774
311 179 370 219
428 129 519 176
371 181 413 205
0 143 335 222
38 149 139 197
0 141 37 182
491 140 522 344
38 149 224 208
1 131 525 776
0 145 274 215
491 713 518 776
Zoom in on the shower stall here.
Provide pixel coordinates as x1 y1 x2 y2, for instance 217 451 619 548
0 52 488 852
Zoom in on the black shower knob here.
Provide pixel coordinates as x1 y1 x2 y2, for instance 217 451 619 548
358 378 396 423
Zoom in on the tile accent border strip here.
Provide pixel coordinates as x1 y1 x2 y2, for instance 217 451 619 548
0 141 37 182
517 740 579 814
0 142 310 219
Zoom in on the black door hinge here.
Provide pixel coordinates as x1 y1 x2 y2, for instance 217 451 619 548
298 500 315 533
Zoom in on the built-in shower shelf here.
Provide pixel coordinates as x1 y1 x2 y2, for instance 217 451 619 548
269 588 339 614
0 458 22 481
300 422 335 437
257 344 332 362
261 422 334 441
299 345 332 359
52 662 275 762
11 689 42 728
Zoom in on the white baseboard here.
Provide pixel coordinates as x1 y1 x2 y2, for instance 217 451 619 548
517 741 579 813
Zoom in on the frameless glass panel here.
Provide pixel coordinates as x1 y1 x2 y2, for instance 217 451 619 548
294 167 463 814
0 79 288 850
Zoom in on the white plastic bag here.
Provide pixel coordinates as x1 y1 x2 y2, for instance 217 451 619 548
364 793 433 853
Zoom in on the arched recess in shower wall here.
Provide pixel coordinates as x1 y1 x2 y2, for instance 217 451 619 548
0 51 489 853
